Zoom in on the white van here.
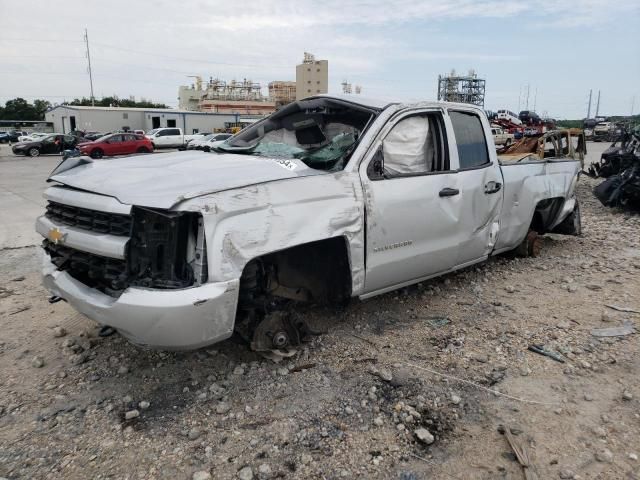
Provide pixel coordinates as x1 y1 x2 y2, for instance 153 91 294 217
496 110 522 126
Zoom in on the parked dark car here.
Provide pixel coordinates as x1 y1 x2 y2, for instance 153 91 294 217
0 130 27 144
12 134 78 157
77 133 154 158
519 110 541 126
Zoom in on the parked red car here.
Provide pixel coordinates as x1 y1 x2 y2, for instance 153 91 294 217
78 133 154 159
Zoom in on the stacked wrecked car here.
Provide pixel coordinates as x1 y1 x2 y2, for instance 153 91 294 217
589 128 640 210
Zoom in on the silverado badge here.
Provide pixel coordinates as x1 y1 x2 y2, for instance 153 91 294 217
48 227 66 245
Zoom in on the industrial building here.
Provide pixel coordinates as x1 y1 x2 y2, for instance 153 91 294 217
177 52 329 112
296 52 328 100
45 105 242 134
178 77 276 115
437 69 486 107
268 81 297 108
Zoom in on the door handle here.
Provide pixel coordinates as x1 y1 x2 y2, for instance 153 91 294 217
439 187 460 197
484 181 502 194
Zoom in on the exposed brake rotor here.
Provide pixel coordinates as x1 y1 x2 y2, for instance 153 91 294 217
249 311 318 352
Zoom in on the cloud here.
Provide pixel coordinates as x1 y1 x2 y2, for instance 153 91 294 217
200 0 531 31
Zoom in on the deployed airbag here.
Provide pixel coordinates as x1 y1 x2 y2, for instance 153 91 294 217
383 116 434 175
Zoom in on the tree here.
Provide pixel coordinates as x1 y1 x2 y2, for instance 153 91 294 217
33 99 52 119
1 98 37 120
0 98 52 120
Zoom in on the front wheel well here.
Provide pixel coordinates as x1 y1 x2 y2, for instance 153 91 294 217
238 237 353 311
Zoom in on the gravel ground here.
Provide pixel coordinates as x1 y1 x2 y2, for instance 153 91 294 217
1 145 639 480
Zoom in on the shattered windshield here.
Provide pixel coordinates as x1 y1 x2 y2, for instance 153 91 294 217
215 98 377 171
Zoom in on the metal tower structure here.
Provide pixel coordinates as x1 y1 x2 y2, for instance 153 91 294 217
437 69 486 107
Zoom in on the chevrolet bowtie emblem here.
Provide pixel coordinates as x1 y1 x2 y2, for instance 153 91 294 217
48 227 66 244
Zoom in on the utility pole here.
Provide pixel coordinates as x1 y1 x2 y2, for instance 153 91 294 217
595 90 600 117
587 89 592 118
632 96 636 116
84 28 95 106
533 87 537 112
526 84 530 109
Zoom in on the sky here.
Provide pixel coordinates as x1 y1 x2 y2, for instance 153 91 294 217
0 0 639 119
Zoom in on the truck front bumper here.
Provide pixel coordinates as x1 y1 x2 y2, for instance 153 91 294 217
42 254 239 350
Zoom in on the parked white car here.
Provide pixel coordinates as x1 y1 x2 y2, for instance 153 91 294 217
18 132 50 142
145 128 199 148
186 133 232 151
496 109 522 126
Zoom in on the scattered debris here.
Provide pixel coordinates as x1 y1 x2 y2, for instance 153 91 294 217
9 306 30 316
605 304 640 314
289 363 316 373
590 322 635 337
424 316 450 328
527 344 565 363
500 424 539 480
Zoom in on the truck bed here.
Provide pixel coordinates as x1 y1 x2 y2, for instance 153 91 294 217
493 157 581 253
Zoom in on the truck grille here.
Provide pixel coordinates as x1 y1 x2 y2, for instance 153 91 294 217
44 239 127 291
45 201 132 236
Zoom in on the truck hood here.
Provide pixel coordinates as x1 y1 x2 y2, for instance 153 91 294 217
48 151 326 209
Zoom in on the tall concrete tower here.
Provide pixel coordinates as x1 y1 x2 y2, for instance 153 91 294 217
296 52 328 100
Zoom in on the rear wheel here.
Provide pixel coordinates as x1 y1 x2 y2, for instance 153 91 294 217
136 146 150 153
28 147 40 157
90 149 104 159
505 138 512 147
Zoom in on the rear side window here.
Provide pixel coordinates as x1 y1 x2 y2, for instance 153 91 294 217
167 128 180 135
449 111 490 169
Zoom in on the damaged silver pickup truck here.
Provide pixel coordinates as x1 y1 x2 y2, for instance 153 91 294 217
38 95 582 350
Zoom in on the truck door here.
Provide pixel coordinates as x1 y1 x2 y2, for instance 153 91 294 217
447 109 503 266
166 128 182 147
360 110 463 294
155 129 169 147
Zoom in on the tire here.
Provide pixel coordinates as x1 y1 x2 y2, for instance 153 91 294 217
552 202 581 236
136 147 149 153
505 138 512 147
28 147 40 157
90 149 104 159
203 146 211 152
